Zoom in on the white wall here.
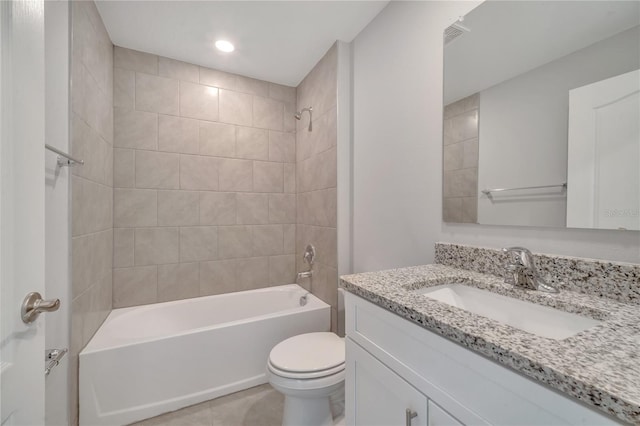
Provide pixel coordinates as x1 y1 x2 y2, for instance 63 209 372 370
351 1 640 273
477 27 639 227
44 1 70 424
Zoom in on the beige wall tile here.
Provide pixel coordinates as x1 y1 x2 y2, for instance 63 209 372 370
113 265 157 308
180 81 219 121
284 163 295 193
236 257 269 290
114 188 157 227
114 67 134 109
314 147 337 190
158 263 200 302
219 158 253 192
253 96 283 131
83 72 113 144
200 192 236 225
284 102 296 133
450 110 478 143
179 155 219 190
314 264 338 308
72 177 112 236
158 190 200 226
236 75 269 97
159 57 199 83
268 131 295 163
269 194 295 224
114 148 134 188
199 121 236 157
269 255 296 286
135 73 179 115
443 197 463 223
135 227 179 265
253 225 283 256
296 121 314 162
443 142 464 171
71 114 109 185
219 89 252 126
461 196 478 224
443 168 477 198
236 127 268 160
253 161 283 193
114 107 157 150
135 150 180 189
180 226 218 262
71 230 112 296
114 228 134 268
199 260 236 296
199 67 237 90
218 226 253 259
283 224 295 255
298 189 336 227
268 83 296 104
114 46 158 74
236 193 269 225
312 108 337 156
462 138 479 169
158 114 199 154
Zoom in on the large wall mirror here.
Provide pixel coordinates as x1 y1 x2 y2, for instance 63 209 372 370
443 1 639 230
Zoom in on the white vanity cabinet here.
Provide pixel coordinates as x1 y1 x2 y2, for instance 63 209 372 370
344 292 620 426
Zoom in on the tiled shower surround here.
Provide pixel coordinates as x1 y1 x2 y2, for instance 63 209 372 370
70 2 114 424
112 46 299 307
443 93 479 223
295 45 339 330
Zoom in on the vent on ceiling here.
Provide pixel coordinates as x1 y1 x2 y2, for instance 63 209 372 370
444 21 470 45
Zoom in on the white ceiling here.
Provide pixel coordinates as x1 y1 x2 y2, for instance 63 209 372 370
444 1 640 104
96 1 389 87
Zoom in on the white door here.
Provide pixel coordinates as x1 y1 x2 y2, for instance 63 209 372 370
346 339 428 426
567 69 640 230
0 0 46 424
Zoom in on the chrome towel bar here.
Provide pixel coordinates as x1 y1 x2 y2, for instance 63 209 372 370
45 144 84 167
482 182 566 196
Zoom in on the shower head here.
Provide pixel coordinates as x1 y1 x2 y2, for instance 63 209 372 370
294 106 313 131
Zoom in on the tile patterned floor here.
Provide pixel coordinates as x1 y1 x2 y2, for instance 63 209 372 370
131 384 284 426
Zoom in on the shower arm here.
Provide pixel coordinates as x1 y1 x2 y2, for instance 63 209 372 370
295 106 313 131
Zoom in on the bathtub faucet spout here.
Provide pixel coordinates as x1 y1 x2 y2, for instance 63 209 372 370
297 271 313 280
299 292 309 306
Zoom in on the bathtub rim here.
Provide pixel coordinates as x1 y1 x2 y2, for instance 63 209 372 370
81 284 327 354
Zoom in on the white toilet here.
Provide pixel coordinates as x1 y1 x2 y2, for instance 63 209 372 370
267 332 345 426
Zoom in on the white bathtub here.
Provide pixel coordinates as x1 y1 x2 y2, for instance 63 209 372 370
79 284 330 426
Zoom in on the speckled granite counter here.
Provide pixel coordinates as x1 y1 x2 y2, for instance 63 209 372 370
340 264 640 424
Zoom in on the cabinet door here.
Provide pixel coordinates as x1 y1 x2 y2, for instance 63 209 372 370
428 400 463 426
347 338 427 426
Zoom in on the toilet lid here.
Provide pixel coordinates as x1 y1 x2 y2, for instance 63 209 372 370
269 332 345 373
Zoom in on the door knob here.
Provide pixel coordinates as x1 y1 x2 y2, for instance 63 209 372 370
21 292 60 324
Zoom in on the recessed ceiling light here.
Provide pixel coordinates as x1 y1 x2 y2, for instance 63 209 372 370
215 40 235 53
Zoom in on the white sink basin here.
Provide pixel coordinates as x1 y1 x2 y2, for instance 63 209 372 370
416 284 602 340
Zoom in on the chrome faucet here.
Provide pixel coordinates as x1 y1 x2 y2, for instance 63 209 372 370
502 247 558 293
297 270 313 279
296 244 316 285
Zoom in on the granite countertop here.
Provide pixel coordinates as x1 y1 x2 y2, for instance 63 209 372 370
340 264 640 424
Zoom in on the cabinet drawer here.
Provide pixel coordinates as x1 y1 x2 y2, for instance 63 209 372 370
345 292 618 425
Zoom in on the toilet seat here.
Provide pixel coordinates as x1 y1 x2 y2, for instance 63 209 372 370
268 359 344 380
268 332 345 380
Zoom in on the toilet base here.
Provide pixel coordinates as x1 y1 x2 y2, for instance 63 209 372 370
282 395 333 426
